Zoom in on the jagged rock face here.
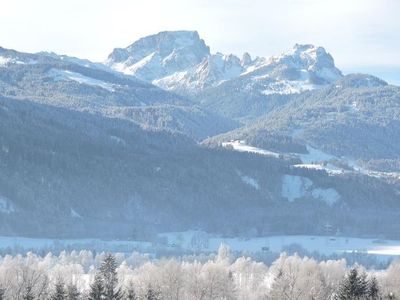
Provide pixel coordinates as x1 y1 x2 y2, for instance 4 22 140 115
106 30 210 81
154 53 245 93
106 32 343 96
263 44 343 84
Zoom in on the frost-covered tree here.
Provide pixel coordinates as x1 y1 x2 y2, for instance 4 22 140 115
0 250 398 300
269 253 328 300
100 254 123 300
66 284 80 300
0 287 4 300
158 260 183 300
125 288 138 300
144 285 161 300
23 285 35 300
51 280 67 300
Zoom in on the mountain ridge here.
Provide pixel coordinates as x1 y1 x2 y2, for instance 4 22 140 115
105 31 343 97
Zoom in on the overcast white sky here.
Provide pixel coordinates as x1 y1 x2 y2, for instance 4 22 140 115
1 0 399 82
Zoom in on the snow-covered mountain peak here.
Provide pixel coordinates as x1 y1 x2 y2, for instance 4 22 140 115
106 30 210 81
272 44 328 64
105 33 344 96
266 44 343 83
241 52 253 67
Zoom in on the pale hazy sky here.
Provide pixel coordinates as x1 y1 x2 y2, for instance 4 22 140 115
1 0 399 81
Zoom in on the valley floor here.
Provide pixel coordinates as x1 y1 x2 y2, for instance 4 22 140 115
2 232 400 259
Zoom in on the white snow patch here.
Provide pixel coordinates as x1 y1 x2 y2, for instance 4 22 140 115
240 175 260 190
260 79 317 95
366 247 400 256
70 208 83 219
152 70 189 90
293 163 345 175
49 69 117 92
0 56 36 67
110 135 126 146
0 197 15 214
299 145 335 164
222 140 280 158
350 101 360 112
0 56 12 66
311 188 340 206
281 175 340 205
281 175 312 202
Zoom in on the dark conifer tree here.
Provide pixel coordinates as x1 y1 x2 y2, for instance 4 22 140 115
89 273 105 300
367 276 380 300
335 268 368 300
99 254 123 300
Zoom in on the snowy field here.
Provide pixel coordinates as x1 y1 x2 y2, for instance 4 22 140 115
1 232 400 258
159 232 400 257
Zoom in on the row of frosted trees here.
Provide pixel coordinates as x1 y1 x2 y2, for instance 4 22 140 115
0 246 399 299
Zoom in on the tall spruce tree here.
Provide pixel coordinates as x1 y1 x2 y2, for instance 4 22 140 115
99 254 123 300
0 287 5 300
51 281 67 300
367 276 380 300
89 273 105 300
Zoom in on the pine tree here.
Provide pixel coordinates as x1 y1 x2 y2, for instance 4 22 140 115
335 268 368 300
89 273 105 300
358 271 369 297
66 284 80 300
367 276 380 300
23 285 35 300
99 254 123 300
51 281 67 300
0 287 5 300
